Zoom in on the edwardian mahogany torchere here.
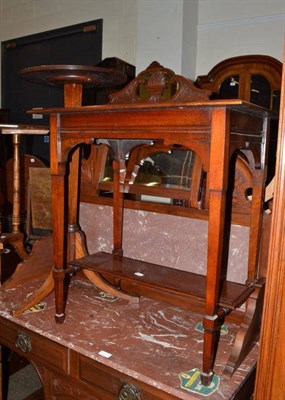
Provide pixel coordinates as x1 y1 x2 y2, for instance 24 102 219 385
2 64 270 388
25 65 270 387
0 124 49 269
0 65 127 314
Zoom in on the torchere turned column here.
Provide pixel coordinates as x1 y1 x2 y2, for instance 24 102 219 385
0 124 48 262
8 65 134 317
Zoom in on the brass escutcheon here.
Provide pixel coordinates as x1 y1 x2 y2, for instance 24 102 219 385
15 331 32 353
119 382 141 400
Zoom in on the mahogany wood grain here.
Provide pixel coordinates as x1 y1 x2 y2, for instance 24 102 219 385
79 57 281 219
0 125 48 263
254 48 285 400
195 55 282 109
43 104 268 386
80 192 251 226
68 251 254 310
5 155 46 223
195 54 281 188
1 65 128 319
26 63 270 386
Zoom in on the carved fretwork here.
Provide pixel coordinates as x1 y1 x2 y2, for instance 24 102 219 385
109 61 211 104
80 145 97 195
232 155 253 211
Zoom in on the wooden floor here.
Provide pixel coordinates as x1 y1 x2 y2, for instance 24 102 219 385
2 352 43 400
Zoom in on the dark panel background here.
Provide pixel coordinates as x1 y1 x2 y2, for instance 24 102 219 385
1 19 103 164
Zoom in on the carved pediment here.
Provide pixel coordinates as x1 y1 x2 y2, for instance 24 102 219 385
109 61 211 104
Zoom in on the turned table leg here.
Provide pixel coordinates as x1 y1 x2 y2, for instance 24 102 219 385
50 172 66 323
112 158 125 258
65 83 83 262
1 133 27 260
201 108 230 385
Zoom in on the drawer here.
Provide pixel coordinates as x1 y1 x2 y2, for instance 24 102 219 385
0 318 68 373
77 354 179 400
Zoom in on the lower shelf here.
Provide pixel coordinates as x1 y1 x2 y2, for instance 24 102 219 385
68 252 254 312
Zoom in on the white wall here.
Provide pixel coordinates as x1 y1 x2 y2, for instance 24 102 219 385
181 0 199 79
196 0 285 75
0 0 137 64
136 0 184 74
0 0 284 89
136 0 284 78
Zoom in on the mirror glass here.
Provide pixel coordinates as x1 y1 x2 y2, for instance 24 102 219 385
250 75 271 108
98 147 203 206
101 149 195 191
219 75 239 99
272 89 281 112
134 150 195 190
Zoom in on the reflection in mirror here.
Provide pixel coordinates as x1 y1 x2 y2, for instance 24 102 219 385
272 89 281 112
101 149 196 190
250 75 271 109
219 75 239 99
98 147 204 208
102 150 114 183
134 150 194 190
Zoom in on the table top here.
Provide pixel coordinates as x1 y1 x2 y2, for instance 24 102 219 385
28 98 271 116
18 64 127 89
0 123 49 135
0 276 258 399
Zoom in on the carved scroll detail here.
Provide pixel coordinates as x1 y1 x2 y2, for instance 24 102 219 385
109 61 211 104
232 156 253 210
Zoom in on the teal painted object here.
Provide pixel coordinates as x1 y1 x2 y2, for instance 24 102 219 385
179 368 220 396
195 321 229 335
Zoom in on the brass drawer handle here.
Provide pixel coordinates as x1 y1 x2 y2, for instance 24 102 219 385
15 331 32 353
119 382 141 400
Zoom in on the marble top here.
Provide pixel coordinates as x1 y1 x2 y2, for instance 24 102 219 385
0 276 258 399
